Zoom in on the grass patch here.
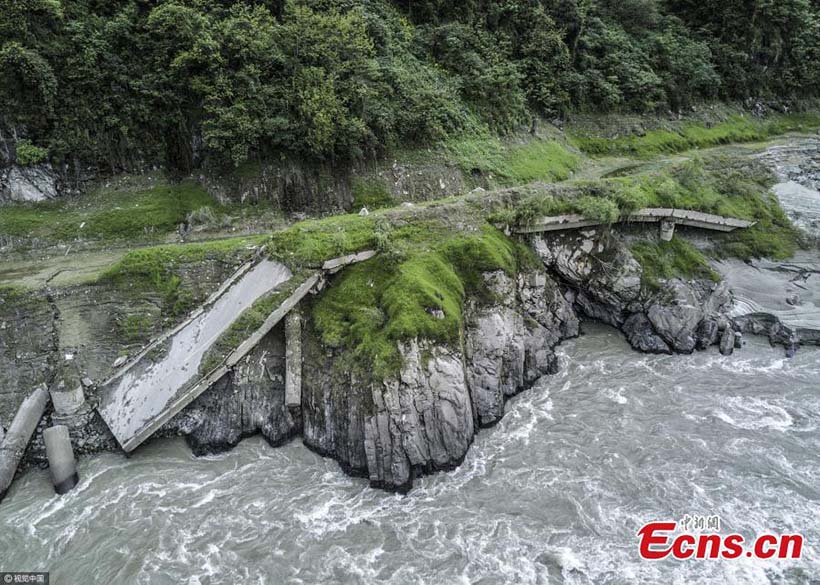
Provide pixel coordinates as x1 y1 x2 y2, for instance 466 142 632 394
0 179 220 243
0 285 27 302
574 196 620 223
573 113 820 158
500 140 581 184
352 177 396 210
311 225 528 379
100 236 264 317
631 238 720 291
719 222 803 261
444 133 580 186
266 214 379 268
117 313 155 345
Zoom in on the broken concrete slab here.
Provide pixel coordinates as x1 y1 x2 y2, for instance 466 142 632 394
97 251 378 453
512 208 755 234
97 260 292 452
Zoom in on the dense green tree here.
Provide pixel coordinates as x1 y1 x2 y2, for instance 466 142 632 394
0 0 816 171
666 0 820 97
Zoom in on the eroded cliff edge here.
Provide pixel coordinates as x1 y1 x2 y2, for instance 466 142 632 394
293 227 743 491
1 138 817 494
0 223 747 493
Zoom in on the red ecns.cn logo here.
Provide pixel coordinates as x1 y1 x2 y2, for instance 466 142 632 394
638 520 804 561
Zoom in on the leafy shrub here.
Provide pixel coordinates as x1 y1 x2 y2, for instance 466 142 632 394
15 139 47 166
631 238 719 291
575 196 620 223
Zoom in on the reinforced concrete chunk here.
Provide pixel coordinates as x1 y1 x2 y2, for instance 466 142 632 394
43 425 79 495
50 384 86 416
0 386 50 503
97 260 292 452
660 219 676 242
285 310 303 409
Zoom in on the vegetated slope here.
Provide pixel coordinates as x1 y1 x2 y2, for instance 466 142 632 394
254 153 799 378
1 145 799 383
2 0 818 174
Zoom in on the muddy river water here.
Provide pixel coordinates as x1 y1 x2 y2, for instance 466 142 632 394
0 325 817 584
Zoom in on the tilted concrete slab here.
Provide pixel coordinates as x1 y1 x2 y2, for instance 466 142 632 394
322 250 378 272
97 251 377 453
512 208 755 234
98 259 293 452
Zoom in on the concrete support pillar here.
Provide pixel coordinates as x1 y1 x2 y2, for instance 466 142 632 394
0 386 49 503
660 219 676 242
285 309 302 409
50 383 86 416
43 426 79 495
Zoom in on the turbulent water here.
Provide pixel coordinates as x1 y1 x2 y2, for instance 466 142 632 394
1 324 818 584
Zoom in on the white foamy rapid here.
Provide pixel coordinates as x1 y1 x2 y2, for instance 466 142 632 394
1 324 818 584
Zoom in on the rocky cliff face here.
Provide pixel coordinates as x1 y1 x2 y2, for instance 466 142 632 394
301 266 579 491
533 228 733 355
0 228 742 491
363 340 475 491
0 164 60 204
301 331 472 491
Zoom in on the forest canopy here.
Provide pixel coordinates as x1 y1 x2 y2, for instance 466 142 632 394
1 0 818 171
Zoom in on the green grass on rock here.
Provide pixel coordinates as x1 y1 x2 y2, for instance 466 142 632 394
631 238 720 291
311 226 525 379
573 113 820 158
0 179 220 244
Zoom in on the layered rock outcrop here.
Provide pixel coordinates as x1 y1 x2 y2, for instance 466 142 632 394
301 267 579 491
533 228 733 355
165 326 298 455
0 164 59 204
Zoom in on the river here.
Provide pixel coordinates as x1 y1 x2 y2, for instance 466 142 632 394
0 324 817 584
